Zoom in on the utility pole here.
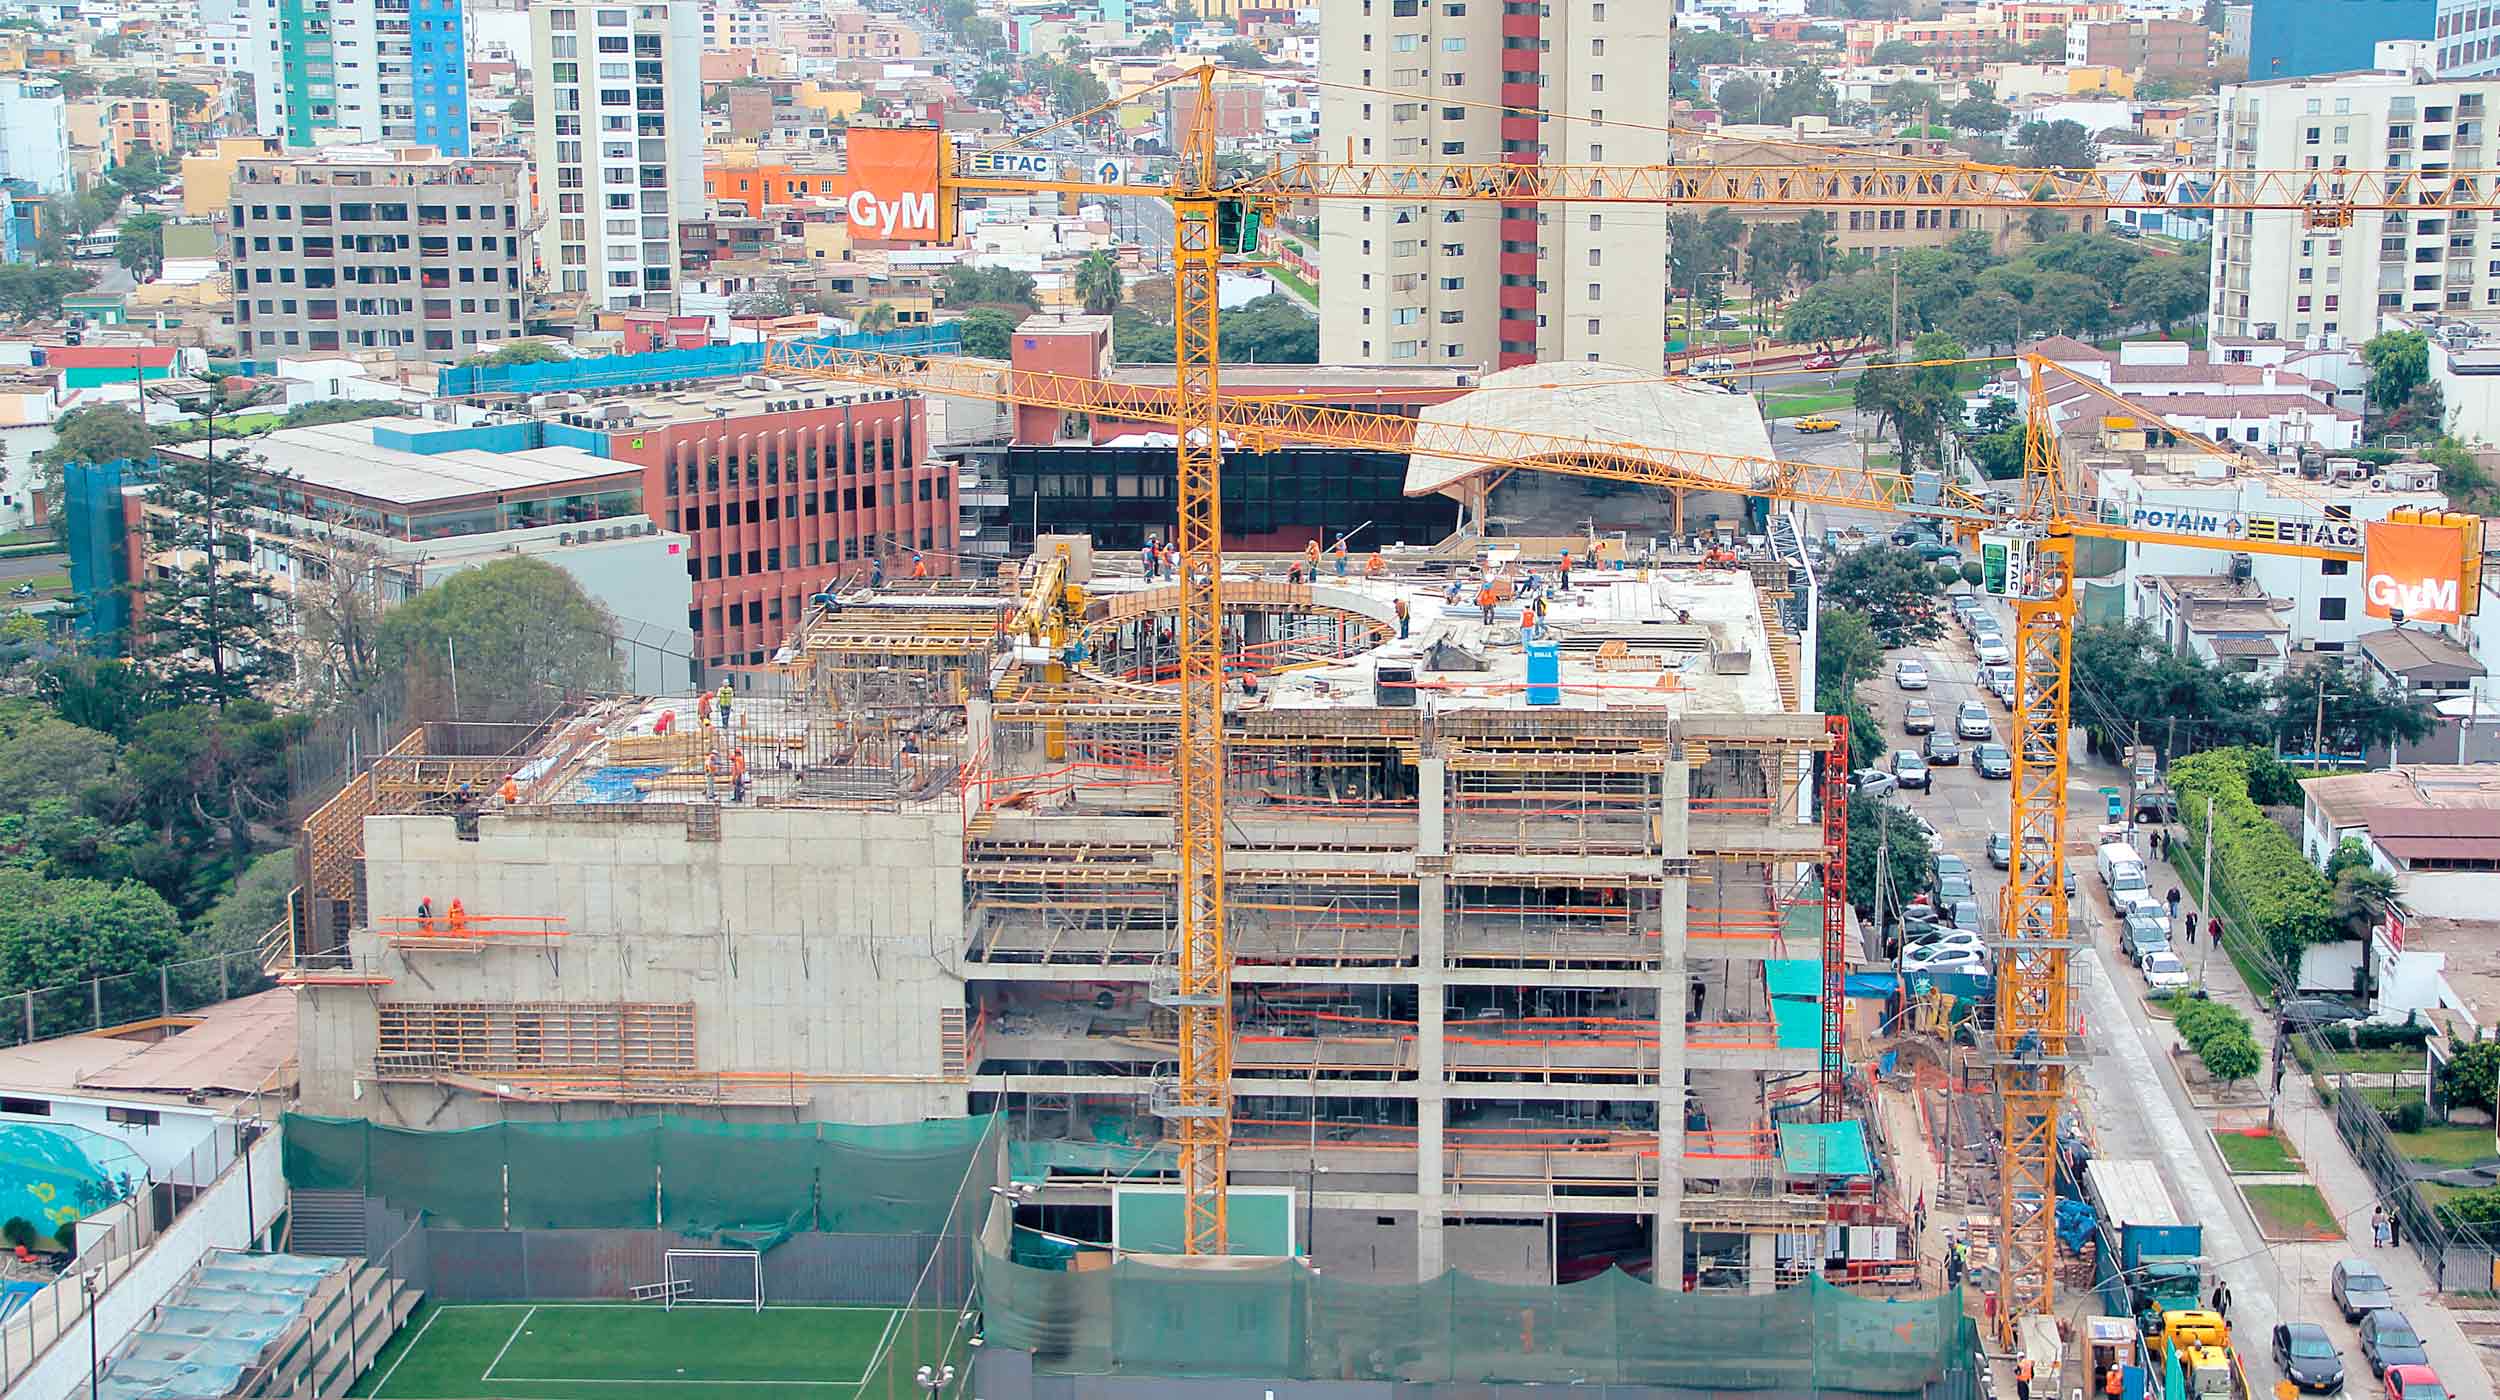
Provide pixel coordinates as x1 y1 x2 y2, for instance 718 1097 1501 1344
2313 669 2328 762
2197 792 2216 984
1890 255 1901 352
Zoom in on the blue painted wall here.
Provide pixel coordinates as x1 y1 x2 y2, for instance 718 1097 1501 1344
407 0 470 155
2249 0 2434 78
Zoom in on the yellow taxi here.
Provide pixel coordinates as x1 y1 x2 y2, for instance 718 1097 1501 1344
1795 416 1841 432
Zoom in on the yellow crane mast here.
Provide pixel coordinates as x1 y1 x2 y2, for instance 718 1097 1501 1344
773 73 2495 1341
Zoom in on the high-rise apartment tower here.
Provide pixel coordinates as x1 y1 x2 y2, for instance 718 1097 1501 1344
245 0 472 153
529 0 703 311
1316 0 1669 371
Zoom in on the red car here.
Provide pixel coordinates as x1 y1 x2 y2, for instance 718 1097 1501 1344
2385 1364 2448 1400
1804 353 1843 369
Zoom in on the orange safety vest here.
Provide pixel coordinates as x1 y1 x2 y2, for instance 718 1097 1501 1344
2105 1366 2123 1397
446 900 467 934
498 778 519 804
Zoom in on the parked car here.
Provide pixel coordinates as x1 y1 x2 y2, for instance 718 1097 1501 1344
1903 699 1936 735
2333 1260 2399 1322
1906 929 1986 958
1701 312 1743 330
1892 751 1931 789
1923 733 1962 765
2361 1310 2430 1377
2122 912 2171 961
1945 897 1984 930
1937 871 1976 901
1957 701 1995 740
1973 743 2013 779
2382 1365 2448 1400
2272 1322 2346 1395
1976 638 2012 666
1895 658 1931 690
1987 832 2014 869
1850 769 1900 798
1804 352 1842 369
1795 416 1841 432
1935 853 1969 881
1902 944 1988 975
2280 996 2367 1031
2140 949 2192 991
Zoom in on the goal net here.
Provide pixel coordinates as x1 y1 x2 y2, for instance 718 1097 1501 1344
662 1249 763 1310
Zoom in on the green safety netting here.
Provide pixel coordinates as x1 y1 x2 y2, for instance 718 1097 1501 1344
977 1248 1975 1389
283 1113 998 1238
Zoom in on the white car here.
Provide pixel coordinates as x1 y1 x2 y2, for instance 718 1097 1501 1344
1903 945 1989 975
2118 893 2170 932
1976 639 2012 666
1905 929 1986 958
1895 658 1931 690
2140 948 2192 991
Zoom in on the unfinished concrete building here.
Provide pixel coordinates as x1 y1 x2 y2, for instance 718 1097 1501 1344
287 534 1861 1289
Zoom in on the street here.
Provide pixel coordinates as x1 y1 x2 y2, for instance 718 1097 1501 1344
1831 557 2492 1396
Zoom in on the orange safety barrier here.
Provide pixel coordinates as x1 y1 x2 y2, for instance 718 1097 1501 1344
374 914 571 939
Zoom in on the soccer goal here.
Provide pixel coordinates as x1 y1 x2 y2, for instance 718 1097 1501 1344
659 1249 764 1310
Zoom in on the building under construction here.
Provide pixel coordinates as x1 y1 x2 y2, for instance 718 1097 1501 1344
285 517 1886 1292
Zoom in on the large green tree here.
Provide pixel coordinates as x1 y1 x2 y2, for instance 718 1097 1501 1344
1822 548 1951 647
116 212 164 281
1847 794 1937 923
0 867 183 995
1853 330 1966 466
2017 118 2098 169
0 265 97 324
943 263 1041 311
139 436 294 708
191 847 296 960
1075 249 1123 316
2270 661 2436 757
2124 256 2209 335
375 556 621 724
0 702 119 814
957 306 1017 358
2363 329 2432 415
33 404 155 506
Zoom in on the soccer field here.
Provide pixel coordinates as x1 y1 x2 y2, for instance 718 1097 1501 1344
352 1303 970 1399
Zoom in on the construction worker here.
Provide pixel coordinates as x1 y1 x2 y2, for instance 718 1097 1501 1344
2016 1357 2034 1400
653 707 674 736
730 746 749 802
1331 538 1348 576
446 899 467 936
417 897 434 935
871 556 886 589
498 776 520 807
1393 596 1410 640
1559 549 1574 590
1364 552 1385 578
716 680 735 729
1477 582 1498 624
696 688 713 725
2104 1362 2124 1399
1287 562 1303 585
1141 538 1160 582
704 749 722 802
911 550 928 578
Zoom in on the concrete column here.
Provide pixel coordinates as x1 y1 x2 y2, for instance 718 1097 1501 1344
1655 757 1690 1281
1416 866 1447 1281
1746 1228 1778 1295
1417 755 1446 857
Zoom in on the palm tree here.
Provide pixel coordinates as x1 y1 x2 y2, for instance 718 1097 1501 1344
860 303 899 333
2332 865 2402 942
1075 251 1123 316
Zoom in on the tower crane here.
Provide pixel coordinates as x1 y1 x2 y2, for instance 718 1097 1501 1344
770 69 2496 1341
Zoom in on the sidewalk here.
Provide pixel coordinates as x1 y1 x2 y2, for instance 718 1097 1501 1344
2132 838 2492 1392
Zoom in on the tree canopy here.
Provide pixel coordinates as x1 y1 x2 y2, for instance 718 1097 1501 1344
375 556 621 724
2017 119 2098 169
0 868 183 996
1822 547 1954 647
1075 250 1123 316
943 263 1041 311
957 306 1017 358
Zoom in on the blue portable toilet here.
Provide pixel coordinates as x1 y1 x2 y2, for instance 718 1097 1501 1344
1525 639 1560 705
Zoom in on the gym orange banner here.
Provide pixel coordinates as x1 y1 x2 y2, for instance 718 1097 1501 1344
2363 520 2466 625
841 127 945 242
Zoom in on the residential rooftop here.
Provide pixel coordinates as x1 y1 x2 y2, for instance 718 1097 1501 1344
168 418 636 509
2304 763 2500 828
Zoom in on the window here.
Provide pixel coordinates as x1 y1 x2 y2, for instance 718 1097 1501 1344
0 1098 47 1116
1590 73 1603 91
2320 597 2347 621
2322 558 2349 576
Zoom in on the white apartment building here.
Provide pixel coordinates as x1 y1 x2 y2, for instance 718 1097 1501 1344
529 0 704 311
2213 52 2500 344
0 77 71 195
1315 0 1669 372
2437 0 2500 77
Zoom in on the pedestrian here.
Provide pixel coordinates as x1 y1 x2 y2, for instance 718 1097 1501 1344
2372 1206 2390 1247
2017 1357 2034 1400
2167 886 2183 919
1394 596 1410 640
2209 1279 2230 1321
2389 1208 2401 1248
2184 911 2199 945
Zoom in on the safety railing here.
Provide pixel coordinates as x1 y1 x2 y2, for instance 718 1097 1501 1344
0 949 279 1051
